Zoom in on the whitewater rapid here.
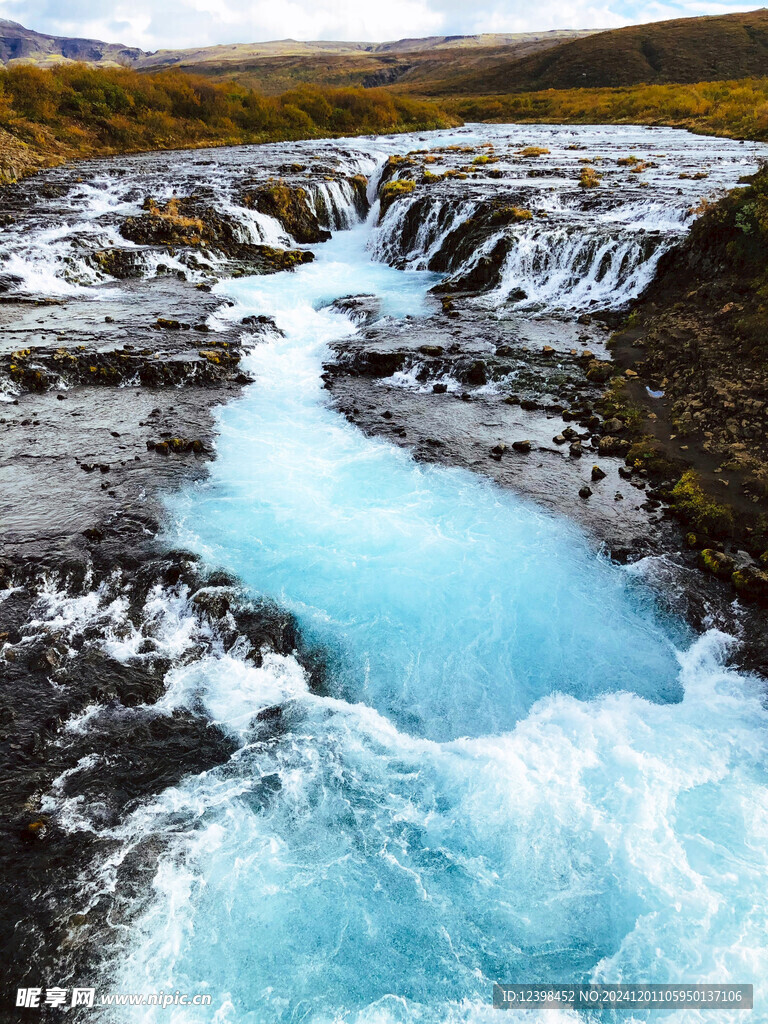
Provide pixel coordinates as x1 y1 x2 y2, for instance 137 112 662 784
10 123 765 1023
95 206 767 1022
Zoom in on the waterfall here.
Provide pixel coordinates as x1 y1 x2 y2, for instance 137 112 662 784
308 178 365 230
370 194 479 269
488 224 674 310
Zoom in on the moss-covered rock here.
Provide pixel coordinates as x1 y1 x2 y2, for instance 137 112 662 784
731 565 768 602
672 470 735 537
121 197 221 247
624 438 676 476
698 548 736 576
489 206 533 225
241 182 330 244
378 179 417 219
585 359 613 382
90 248 146 279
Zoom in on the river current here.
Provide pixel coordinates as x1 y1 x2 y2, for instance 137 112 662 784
7 125 768 1023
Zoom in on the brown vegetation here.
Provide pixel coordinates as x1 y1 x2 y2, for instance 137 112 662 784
0 63 456 182
448 77 768 143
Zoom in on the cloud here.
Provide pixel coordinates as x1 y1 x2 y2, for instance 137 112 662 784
0 0 760 49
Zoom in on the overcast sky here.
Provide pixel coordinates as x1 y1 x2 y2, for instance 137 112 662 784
0 0 759 50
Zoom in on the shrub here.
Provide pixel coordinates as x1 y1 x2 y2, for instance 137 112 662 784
579 166 602 188
672 470 735 537
0 65 456 173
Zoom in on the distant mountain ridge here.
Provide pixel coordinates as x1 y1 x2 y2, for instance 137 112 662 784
0 18 145 67
131 31 600 95
0 20 601 96
133 30 596 67
2 10 768 98
0 20 598 89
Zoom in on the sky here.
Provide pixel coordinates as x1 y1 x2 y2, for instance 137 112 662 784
0 0 760 51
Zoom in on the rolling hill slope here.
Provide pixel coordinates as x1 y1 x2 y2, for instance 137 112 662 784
426 9 768 95
132 31 598 95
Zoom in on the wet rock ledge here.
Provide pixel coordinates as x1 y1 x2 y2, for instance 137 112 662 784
0 173 344 1007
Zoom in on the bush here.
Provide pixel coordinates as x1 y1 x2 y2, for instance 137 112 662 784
0 64 456 172
579 166 602 188
672 470 735 537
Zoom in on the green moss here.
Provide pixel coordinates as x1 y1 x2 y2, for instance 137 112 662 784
672 470 735 537
597 377 644 433
625 439 675 476
700 548 733 576
379 179 417 218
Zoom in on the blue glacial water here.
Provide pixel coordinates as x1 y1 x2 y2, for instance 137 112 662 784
109 211 768 1023
171 223 683 741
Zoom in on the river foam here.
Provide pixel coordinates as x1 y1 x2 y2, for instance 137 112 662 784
99 184 768 1021
17 125 764 1023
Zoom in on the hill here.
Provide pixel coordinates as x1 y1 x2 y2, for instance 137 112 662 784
426 9 768 95
134 31 595 68
132 31 597 95
0 18 145 68
0 20 598 95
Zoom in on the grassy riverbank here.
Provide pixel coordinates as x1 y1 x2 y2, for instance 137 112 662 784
447 77 768 142
0 64 457 182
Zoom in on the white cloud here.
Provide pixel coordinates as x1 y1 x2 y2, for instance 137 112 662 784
0 0 759 49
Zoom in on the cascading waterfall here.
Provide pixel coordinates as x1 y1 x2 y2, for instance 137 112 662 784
308 178 363 230
370 188 686 311
370 193 479 268
488 224 672 309
12 124 768 1023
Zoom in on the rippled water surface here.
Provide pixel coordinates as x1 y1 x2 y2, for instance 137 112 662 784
13 125 768 1022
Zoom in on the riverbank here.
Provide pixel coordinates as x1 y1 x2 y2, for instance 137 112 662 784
445 77 768 144
0 64 456 184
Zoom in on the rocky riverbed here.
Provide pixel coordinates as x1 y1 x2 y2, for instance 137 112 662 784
1 125 767 1018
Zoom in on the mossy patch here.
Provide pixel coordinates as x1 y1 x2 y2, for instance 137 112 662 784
489 206 533 225
579 166 602 188
672 470 735 537
625 439 676 476
379 179 417 218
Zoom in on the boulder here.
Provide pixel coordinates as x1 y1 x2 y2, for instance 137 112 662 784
598 436 631 456
731 565 768 603
698 549 736 577
585 359 613 383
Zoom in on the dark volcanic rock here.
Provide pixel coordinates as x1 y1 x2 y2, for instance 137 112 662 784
241 182 331 243
331 294 381 325
89 247 147 279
